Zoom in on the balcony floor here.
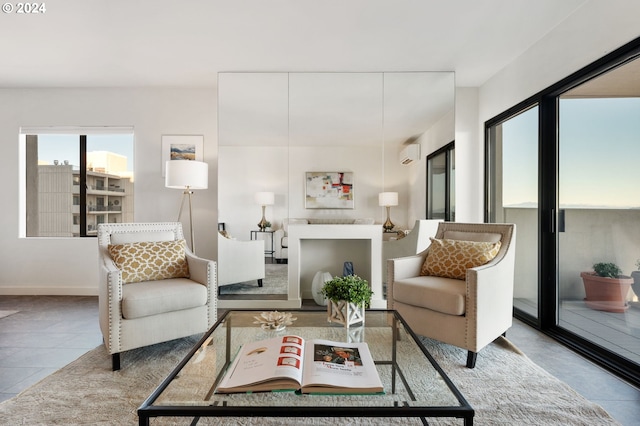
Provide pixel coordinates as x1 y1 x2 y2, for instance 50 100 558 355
515 298 640 365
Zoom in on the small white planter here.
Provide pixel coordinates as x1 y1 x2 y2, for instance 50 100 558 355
327 299 365 328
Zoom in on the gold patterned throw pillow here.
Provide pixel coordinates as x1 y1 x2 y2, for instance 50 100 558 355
108 240 190 284
421 238 501 280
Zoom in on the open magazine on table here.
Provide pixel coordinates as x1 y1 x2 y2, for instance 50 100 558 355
215 335 384 395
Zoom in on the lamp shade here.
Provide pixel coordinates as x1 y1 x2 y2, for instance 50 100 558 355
254 191 275 206
378 192 398 207
165 160 208 189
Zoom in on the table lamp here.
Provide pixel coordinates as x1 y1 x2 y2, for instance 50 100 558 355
379 192 398 232
255 191 275 231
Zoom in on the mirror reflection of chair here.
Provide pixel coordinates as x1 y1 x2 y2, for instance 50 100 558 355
387 222 516 368
217 232 266 291
382 219 442 284
97 222 217 371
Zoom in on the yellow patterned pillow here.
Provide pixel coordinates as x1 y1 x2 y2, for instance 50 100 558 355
421 238 501 280
108 240 190 284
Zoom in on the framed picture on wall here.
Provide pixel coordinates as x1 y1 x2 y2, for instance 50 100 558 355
161 135 204 177
305 172 354 209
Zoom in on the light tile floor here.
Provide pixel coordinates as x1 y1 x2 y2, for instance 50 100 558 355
1 295 639 425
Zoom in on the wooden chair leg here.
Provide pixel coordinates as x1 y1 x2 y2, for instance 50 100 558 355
466 351 477 369
112 353 121 371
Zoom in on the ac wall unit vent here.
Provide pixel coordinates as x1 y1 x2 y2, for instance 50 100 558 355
399 144 420 165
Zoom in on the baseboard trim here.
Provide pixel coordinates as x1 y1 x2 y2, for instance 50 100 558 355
0 286 98 296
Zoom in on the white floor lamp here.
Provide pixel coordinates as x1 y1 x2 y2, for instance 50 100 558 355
165 160 208 253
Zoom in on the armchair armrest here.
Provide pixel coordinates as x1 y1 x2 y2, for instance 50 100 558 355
465 247 516 351
186 252 215 288
274 229 285 258
186 252 217 327
389 254 425 281
98 258 124 354
387 254 426 309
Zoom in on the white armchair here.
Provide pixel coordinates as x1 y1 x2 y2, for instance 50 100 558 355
387 222 516 368
217 232 265 289
97 222 216 370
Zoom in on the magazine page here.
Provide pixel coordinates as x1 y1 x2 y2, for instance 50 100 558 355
300 339 384 394
216 335 305 393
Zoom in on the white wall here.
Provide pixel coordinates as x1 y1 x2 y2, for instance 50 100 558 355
456 2 640 225
0 88 217 295
479 2 640 125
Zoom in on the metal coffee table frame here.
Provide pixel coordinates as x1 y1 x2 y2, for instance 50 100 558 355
138 309 474 425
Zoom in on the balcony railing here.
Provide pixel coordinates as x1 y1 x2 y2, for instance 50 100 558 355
88 206 122 212
87 185 125 193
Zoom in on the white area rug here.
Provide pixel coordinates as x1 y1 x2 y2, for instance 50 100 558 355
0 332 619 425
219 263 288 295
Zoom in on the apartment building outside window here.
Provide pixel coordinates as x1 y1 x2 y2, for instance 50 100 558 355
21 127 134 237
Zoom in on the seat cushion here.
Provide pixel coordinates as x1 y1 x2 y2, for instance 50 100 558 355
121 278 207 319
108 240 190 284
393 276 466 316
421 238 501 280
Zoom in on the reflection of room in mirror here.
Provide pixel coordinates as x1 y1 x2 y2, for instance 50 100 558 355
217 72 455 308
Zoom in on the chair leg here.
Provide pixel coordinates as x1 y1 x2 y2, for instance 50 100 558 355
112 353 121 371
466 351 477 369
258 279 263 287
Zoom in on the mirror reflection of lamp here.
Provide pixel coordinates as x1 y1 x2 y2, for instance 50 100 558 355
378 192 398 232
255 192 275 231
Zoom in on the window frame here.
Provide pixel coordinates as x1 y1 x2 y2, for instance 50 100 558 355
19 126 134 238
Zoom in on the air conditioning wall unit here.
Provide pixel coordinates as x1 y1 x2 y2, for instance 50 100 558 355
399 144 420 165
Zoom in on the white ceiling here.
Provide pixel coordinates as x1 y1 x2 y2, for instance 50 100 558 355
0 0 590 88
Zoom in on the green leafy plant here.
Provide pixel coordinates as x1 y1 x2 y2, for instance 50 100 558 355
320 274 373 308
592 262 623 279
635 259 640 270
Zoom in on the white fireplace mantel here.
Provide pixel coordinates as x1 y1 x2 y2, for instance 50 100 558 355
288 224 385 308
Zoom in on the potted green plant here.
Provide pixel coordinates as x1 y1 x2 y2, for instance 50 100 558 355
581 262 633 313
321 274 373 328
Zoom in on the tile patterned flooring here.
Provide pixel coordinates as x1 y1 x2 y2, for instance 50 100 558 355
1 295 639 425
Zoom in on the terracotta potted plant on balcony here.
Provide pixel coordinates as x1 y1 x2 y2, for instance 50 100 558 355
321 274 373 328
581 262 633 313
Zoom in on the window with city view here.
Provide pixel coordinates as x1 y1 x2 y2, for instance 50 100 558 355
22 129 134 237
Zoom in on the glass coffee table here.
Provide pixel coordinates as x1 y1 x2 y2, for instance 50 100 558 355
138 310 474 425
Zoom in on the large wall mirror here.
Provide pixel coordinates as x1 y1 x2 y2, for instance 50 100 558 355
218 72 454 309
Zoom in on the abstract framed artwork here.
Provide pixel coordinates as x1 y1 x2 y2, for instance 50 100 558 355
305 172 354 209
161 135 204 177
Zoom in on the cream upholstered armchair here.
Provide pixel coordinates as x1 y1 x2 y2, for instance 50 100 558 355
217 232 265 289
97 222 216 370
387 222 516 368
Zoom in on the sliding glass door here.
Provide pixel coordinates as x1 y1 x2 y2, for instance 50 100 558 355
487 106 539 319
557 66 640 366
486 37 640 386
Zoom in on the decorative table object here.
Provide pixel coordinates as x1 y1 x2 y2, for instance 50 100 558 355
320 274 373 328
311 271 332 306
253 311 297 331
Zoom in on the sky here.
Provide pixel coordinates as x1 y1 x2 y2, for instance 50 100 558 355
502 97 640 209
36 134 135 172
